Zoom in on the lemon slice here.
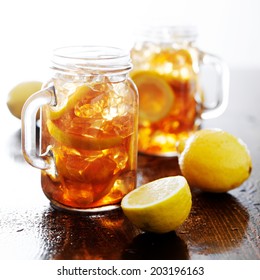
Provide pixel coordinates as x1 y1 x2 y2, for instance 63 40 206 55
49 85 91 120
131 71 174 123
47 120 122 150
121 176 192 233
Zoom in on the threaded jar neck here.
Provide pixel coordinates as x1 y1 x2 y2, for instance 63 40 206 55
51 46 132 76
135 25 198 44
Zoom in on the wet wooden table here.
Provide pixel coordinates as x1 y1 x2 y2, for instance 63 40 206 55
0 69 259 260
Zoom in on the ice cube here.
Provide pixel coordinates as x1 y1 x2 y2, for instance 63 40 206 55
74 92 108 118
107 146 128 170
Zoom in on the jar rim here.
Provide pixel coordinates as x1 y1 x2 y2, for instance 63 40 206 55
51 46 132 75
135 25 198 43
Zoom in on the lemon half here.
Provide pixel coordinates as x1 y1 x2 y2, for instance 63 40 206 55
121 176 192 233
131 71 174 123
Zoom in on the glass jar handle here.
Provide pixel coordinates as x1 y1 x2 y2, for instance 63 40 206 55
21 84 56 170
199 52 229 119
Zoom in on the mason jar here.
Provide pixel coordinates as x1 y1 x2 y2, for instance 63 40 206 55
22 46 139 212
131 26 229 156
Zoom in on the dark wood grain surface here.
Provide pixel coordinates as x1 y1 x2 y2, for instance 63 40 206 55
0 69 259 260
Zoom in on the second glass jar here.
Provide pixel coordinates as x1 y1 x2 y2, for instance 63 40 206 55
131 26 229 156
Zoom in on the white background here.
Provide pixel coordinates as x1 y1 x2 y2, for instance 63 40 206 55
0 0 259 273
0 0 260 94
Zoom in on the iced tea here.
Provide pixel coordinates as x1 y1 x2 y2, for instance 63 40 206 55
131 44 203 156
41 79 138 210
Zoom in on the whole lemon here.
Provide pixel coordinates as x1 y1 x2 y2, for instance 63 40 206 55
7 81 42 119
178 129 252 193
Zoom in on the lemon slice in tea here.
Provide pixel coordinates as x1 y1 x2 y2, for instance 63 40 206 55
49 85 91 120
121 176 192 233
47 120 122 150
131 71 174 123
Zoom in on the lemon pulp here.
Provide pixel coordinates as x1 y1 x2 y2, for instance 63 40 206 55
121 176 192 233
131 71 174 123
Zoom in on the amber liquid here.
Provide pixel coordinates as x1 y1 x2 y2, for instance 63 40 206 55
131 46 203 156
41 80 137 210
